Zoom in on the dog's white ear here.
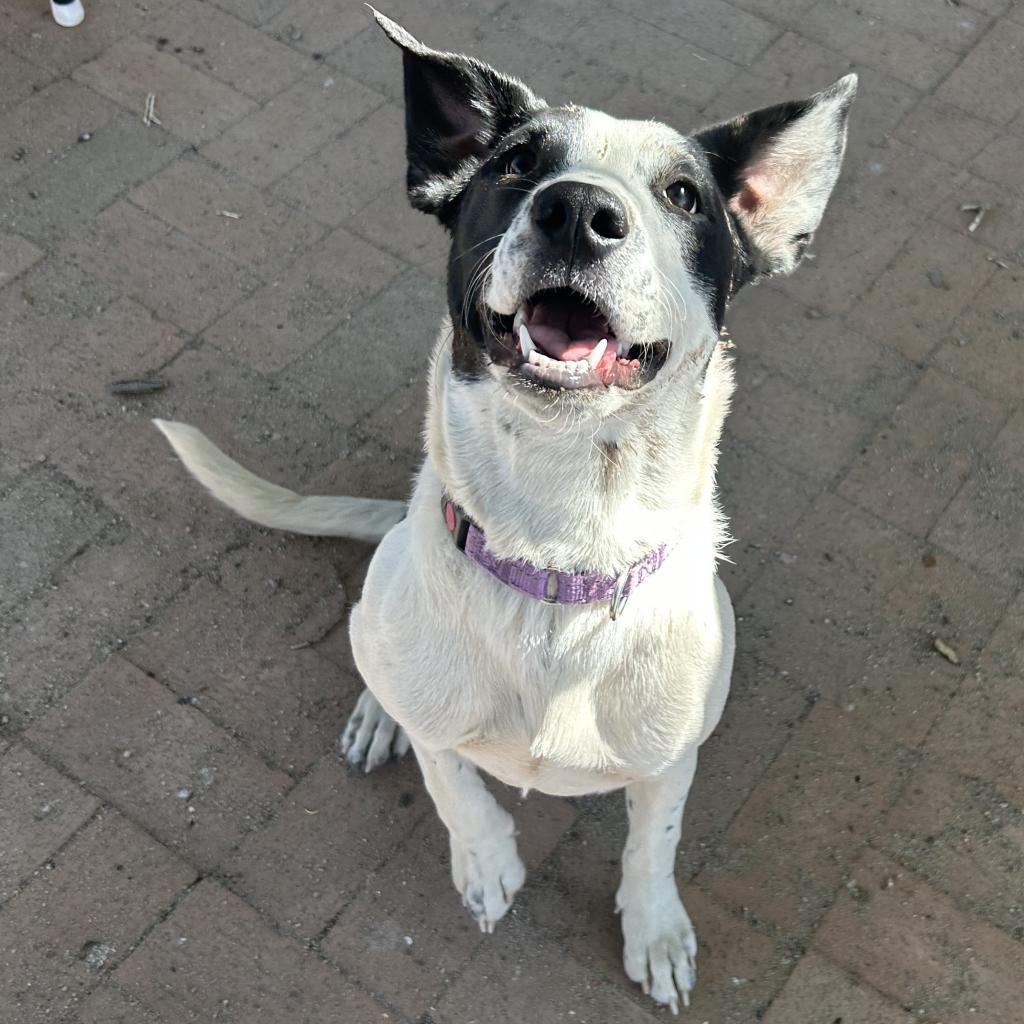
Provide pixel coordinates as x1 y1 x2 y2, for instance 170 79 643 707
695 75 857 277
370 9 545 223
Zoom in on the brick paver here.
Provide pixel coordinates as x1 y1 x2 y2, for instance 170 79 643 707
0 744 98 901
737 560 964 745
881 761 1024 938
934 267 1024 402
0 229 41 283
815 846 1024 1021
0 809 196 1022
78 983 168 1024
698 701 911 936
1 108 185 244
129 153 327 277
27 656 293 869
838 368 1007 538
2 0 1023 1020
124 535 355 772
221 751 428 937
74 37 259 145
148 0 309 102
116 879 390 1023
762 951 914 1024
202 223 405 373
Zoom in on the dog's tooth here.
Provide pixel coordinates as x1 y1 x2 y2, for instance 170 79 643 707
527 348 544 366
513 307 526 337
586 339 608 367
518 323 535 358
565 362 594 383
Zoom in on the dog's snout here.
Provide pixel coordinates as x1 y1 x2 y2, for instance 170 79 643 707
531 181 629 260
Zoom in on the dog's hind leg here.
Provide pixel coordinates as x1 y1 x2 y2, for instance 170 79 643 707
412 742 526 933
617 749 699 1014
340 689 410 772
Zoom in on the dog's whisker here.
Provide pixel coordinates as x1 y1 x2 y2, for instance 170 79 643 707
452 232 507 263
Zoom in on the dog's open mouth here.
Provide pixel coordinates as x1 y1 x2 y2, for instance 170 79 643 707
488 287 668 391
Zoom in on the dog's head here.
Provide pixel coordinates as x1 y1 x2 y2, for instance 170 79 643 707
375 12 855 419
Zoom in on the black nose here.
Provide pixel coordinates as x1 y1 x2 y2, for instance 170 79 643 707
530 181 629 260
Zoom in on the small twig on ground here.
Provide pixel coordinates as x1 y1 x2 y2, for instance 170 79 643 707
960 202 988 233
932 637 961 665
217 210 242 219
143 93 162 127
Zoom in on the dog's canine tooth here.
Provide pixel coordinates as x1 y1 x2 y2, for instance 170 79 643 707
527 348 545 366
518 323 535 358
513 307 526 337
587 339 608 367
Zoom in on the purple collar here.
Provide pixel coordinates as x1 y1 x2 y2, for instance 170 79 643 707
441 496 670 619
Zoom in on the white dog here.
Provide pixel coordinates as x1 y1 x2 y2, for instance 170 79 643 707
156 11 855 1012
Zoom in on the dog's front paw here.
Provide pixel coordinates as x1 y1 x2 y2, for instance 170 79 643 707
450 836 526 934
340 689 410 772
617 884 697 1014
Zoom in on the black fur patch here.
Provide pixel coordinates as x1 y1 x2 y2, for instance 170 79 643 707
375 14 853 383
378 17 542 226
443 107 747 375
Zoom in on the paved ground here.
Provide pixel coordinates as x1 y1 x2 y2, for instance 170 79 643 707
2 0 1023 1020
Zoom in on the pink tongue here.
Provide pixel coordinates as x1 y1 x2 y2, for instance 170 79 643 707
526 297 613 362
527 325 605 362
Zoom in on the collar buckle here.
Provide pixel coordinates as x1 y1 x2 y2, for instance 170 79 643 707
609 567 631 621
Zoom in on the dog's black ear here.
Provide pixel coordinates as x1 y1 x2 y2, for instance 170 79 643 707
371 9 545 223
695 74 857 278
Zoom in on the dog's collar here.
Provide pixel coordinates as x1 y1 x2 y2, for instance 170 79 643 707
441 496 670 620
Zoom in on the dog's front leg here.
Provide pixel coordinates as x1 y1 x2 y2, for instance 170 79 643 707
412 742 526 933
618 749 699 1014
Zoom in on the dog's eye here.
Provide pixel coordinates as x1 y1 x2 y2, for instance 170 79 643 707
665 181 699 214
505 149 537 176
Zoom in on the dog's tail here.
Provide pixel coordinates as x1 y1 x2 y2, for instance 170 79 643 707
153 419 405 543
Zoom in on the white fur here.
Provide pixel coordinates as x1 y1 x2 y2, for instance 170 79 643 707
158 325 735 1012
487 109 712 394
339 688 410 771
352 325 735 780
153 419 405 543
618 750 700 1013
152 20 858 1004
729 74 857 274
415 742 527 933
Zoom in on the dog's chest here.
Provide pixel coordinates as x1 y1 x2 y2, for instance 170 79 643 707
458 739 638 796
454 666 660 795
352 519 733 796
454 605 727 794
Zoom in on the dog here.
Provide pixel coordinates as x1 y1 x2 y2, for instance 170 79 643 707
155 11 855 1012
